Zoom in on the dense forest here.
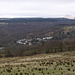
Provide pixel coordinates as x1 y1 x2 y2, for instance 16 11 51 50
0 18 75 57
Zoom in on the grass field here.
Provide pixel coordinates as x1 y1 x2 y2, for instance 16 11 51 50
63 26 75 33
0 51 75 75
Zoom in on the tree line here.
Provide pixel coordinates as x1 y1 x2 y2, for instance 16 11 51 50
0 39 75 57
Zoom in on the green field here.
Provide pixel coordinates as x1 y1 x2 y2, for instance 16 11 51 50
0 51 75 75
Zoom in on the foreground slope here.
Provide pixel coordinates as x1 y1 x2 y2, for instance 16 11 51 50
0 51 75 75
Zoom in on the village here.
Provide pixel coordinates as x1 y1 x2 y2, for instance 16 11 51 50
16 36 53 46
0 36 53 50
0 46 5 50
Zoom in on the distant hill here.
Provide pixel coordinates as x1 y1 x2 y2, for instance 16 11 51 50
64 15 75 20
0 18 75 46
0 18 75 23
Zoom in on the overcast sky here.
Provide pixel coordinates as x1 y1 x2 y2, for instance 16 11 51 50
0 0 75 18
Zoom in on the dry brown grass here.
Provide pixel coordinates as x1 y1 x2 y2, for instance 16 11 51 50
0 51 75 75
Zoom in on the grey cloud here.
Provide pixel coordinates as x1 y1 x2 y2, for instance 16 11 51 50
0 0 75 18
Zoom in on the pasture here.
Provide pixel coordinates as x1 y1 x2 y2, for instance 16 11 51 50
0 51 75 75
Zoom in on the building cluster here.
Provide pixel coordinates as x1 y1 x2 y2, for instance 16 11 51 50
0 47 5 50
16 36 53 46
